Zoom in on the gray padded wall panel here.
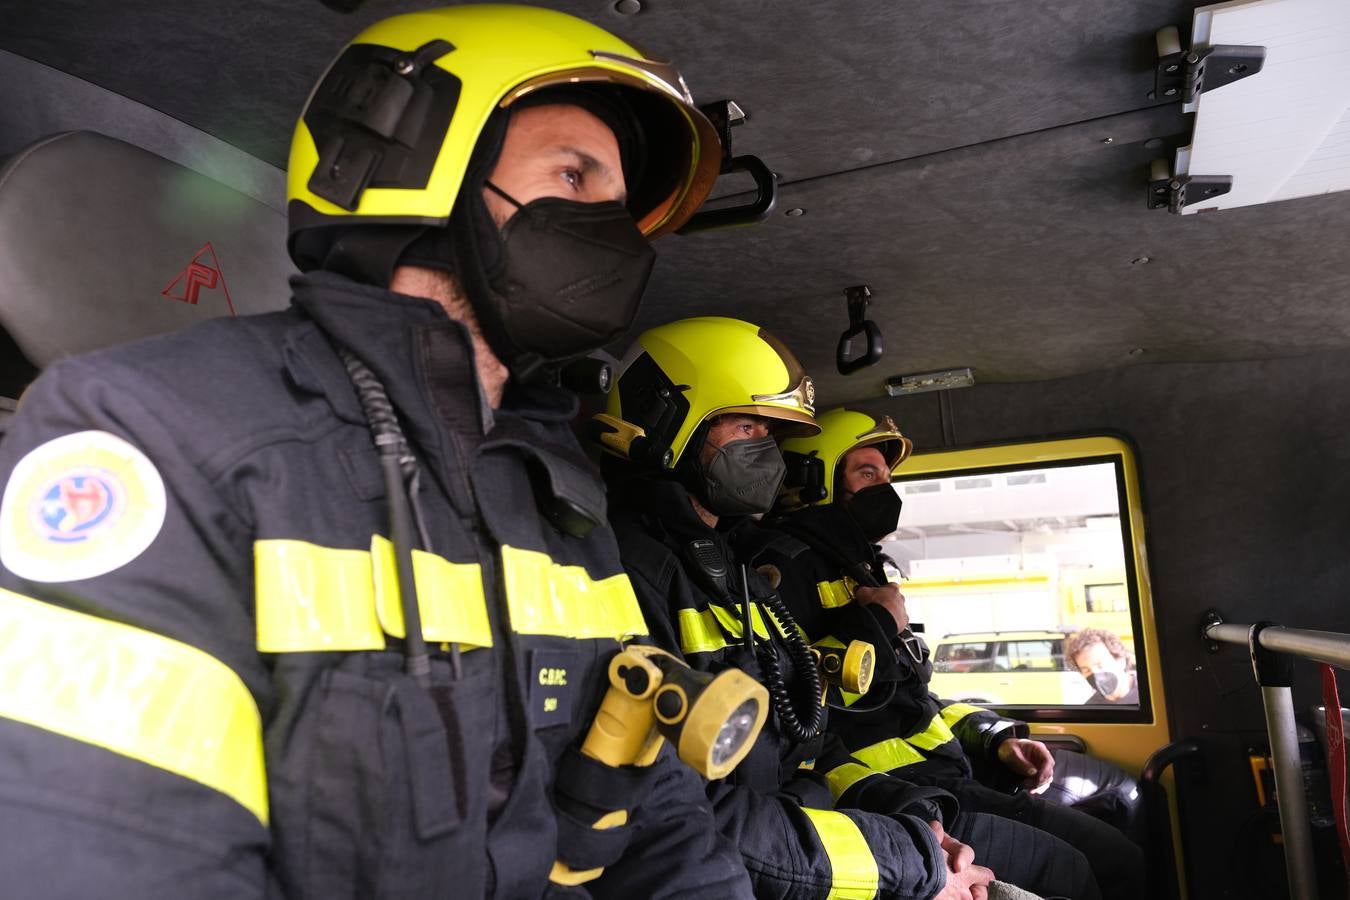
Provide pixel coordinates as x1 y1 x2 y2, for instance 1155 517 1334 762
0 132 295 366
6 0 1349 387
0 50 284 210
0 0 1204 177
644 104 1350 397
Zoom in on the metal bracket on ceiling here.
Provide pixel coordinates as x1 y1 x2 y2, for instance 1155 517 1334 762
1153 26 1266 105
1147 159 1232 213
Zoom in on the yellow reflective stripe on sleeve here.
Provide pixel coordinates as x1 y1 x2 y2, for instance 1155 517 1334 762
256 538 493 651
371 536 491 648
852 736 927 772
825 762 879 803
940 702 987 727
905 713 957 752
0 588 267 824
678 607 728 654
816 578 857 609
255 539 384 652
800 807 880 899
501 545 648 640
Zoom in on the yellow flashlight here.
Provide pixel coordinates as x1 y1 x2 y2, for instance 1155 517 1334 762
813 639 876 697
550 645 768 885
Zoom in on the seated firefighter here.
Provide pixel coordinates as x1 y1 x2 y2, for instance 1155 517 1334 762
0 7 758 898
593 317 1101 900
754 407 1147 900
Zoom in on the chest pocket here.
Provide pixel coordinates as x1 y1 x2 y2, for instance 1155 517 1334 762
284 656 493 900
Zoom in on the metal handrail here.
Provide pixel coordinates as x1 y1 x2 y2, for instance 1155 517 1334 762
1203 615 1349 900
1206 622 1350 669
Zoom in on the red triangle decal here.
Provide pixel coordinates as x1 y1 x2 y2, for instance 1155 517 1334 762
161 242 236 316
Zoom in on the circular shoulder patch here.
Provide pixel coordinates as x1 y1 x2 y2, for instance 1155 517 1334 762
0 430 167 583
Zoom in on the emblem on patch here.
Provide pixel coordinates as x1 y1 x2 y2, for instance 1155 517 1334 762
0 430 167 582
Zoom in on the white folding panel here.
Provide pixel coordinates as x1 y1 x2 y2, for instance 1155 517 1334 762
1179 0 1350 213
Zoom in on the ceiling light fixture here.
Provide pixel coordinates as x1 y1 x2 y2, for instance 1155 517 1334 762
884 367 975 397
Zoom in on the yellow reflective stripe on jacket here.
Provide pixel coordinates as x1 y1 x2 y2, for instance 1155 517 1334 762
816 577 857 609
371 536 491 647
852 736 927 772
677 601 796 655
940 702 987 727
500 545 648 641
678 607 728 654
800 808 880 899
708 601 774 641
905 713 957 752
256 539 384 651
255 538 492 652
0 588 267 824
825 762 879 804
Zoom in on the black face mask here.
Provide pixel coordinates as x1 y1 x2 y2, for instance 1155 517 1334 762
485 182 655 364
1086 671 1123 697
699 436 788 517
846 483 903 541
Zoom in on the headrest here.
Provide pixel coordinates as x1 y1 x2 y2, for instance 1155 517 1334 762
0 131 295 369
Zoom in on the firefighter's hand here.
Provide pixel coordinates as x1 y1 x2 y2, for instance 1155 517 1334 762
996 738 1055 794
854 583 908 631
929 820 995 900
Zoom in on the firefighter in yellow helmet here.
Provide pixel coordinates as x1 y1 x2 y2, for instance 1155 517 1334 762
0 7 755 898
763 409 1142 900
595 319 1024 900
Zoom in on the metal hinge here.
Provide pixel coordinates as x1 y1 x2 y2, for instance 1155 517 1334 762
1147 159 1232 213
1154 26 1266 105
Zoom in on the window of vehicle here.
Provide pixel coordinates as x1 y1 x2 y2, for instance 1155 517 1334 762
1085 582 1128 613
884 435 1157 722
933 641 992 672
1005 639 1060 670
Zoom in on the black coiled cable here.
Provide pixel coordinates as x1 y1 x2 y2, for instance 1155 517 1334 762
339 348 459 684
746 569 823 744
339 349 415 476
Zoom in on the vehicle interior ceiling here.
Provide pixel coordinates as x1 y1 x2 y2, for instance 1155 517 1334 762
2 0 1348 890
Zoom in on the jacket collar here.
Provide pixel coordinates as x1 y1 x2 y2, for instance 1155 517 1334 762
281 271 580 437
771 502 874 565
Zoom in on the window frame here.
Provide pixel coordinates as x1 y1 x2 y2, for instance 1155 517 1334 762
892 435 1166 731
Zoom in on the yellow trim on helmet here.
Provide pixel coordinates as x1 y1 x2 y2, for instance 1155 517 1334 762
779 407 913 505
604 317 820 467
287 4 719 241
